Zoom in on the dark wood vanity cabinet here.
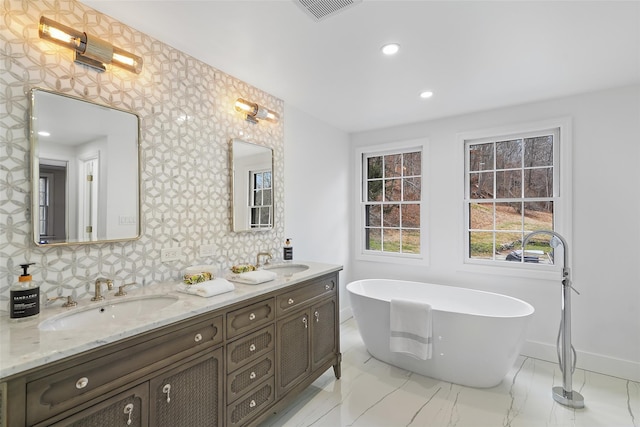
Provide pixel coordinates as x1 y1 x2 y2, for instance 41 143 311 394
3 271 340 427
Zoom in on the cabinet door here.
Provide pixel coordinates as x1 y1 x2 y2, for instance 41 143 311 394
311 298 337 370
46 382 148 427
276 309 310 395
149 349 223 427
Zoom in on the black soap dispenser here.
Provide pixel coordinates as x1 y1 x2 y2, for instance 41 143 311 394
10 263 40 321
283 238 293 261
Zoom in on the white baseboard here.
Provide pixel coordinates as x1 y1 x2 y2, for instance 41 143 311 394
340 306 353 324
522 340 640 382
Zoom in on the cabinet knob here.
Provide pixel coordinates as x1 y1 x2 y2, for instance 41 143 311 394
325 284 330 290
124 403 134 426
249 399 256 408
75 377 89 389
194 333 203 342
288 298 294 305
315 311 320 322
249 371 257 380
163 383 171 403
249 312 256 321
249 343 256 352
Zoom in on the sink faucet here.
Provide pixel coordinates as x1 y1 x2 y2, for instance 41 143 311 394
92 277 113 301
256 252 272 268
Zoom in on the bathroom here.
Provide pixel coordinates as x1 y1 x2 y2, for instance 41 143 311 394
1 0 639 426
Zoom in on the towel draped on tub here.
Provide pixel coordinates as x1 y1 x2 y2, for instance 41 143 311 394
389 298 433 360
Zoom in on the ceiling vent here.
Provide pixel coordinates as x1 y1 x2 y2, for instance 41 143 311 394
294 0 363 22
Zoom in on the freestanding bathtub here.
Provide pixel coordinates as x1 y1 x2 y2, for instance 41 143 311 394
346 279 534 388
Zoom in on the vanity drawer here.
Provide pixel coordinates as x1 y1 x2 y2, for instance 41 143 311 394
26 316 222 425
227 351 275 404
227 297 275 338
227 325 275 372
276 274 337 315
227 377 275 427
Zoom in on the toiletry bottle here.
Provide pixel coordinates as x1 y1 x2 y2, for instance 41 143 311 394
283 238 293 261
10 263 40 321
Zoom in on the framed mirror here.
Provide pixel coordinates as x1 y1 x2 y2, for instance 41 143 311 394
230 139 274 232
30 88 141 246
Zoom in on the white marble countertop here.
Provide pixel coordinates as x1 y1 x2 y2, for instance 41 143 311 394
0 261 342 380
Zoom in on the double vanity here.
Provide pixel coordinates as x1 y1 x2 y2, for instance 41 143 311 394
0 261 342 427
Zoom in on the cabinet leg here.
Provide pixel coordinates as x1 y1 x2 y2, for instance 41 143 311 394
333 353 342 379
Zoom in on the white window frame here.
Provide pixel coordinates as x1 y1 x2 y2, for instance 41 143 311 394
458 118 572 279
354 138 429 265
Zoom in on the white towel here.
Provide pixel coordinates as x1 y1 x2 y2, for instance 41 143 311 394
177 278 235 298
228 270 277 285
390 298 433 360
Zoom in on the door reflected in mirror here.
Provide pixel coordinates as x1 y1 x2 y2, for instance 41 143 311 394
230 139 274 232
30 89 141 245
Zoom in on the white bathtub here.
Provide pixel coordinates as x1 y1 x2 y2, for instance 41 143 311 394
346 279 534 388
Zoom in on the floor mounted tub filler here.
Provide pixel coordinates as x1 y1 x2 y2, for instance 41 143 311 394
346 279 535 388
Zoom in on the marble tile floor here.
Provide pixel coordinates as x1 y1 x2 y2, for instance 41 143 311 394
261 318 639 427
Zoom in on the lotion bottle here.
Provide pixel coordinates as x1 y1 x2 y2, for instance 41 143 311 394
10 263 40 321
283 238 293 261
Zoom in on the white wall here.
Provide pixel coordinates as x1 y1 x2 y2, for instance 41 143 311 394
350 85 640 381
284 105 351 319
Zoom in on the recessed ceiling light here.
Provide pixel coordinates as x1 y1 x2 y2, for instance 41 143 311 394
420 91 434 99
381 43 400 55
38 131 50 136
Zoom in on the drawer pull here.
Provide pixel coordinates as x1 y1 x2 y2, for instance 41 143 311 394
163 383 171 403
249 399 256 408
315 311 320 322
303 316 308 329
249 371 257 380
249 312 256 321
124 403 134 425
75 377 89 389
194 333 203 342
288 298 294 305
325 284 331 290
249 343 256 352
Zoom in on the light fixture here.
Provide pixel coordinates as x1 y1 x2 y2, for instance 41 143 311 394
38 16 143 74
234 98 279 124
420 91 434 99
381 43 400 55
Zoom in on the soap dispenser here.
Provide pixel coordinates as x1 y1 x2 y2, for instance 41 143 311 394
10 262 40 321
283 238 293 261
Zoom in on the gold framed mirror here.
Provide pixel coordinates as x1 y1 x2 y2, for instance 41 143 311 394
30 88 141 245
230 139 274 232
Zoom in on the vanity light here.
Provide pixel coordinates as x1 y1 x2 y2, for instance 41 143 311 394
234 98 279 124
38 16 143 74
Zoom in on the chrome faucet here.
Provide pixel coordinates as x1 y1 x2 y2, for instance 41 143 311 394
522 230 584 409
256 252 272 268
92 277 113 301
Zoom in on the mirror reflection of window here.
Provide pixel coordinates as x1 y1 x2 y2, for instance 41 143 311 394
38 160 68 243
250 169 272 228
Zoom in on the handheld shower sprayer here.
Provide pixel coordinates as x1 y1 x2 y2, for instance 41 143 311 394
522 230 584 409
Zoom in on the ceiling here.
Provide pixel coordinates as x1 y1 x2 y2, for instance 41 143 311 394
82 1 640 133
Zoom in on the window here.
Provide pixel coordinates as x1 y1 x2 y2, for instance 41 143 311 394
250 169 272 228
356 140 427 263
464 126 564 266
38 175 51 238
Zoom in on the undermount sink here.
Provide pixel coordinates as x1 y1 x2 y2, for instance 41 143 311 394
39 295 179 331
263 263 309 276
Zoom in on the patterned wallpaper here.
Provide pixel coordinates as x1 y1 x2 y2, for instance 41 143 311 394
0 0 285 308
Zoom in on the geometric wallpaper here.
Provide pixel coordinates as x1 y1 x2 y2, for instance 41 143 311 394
0 0 284 309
